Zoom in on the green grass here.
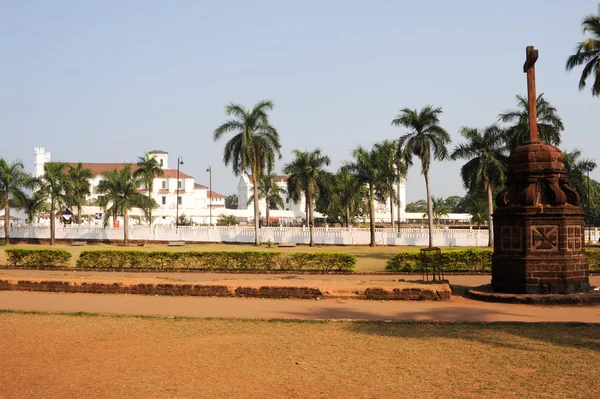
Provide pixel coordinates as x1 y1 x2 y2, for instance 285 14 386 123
0 312 598 399
0 242 483 272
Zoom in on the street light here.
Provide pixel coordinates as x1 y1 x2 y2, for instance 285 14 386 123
206 165 212 226
176 156 184 229
588 168 591 244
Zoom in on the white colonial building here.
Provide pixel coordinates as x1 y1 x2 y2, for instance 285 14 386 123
236 173 409 225
33 147 226 225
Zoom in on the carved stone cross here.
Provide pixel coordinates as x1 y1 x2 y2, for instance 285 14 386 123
523 46 539 142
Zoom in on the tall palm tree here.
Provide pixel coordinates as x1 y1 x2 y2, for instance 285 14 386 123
284 149 331 247
22 192 48 225
247 174 285 227
96 165 157 245
66 163 93 225
563 148 597 218
498 94 564 150
373 139 406 229
566 4 600 97
451 125 507 247
134 152 164 225
334 168 365 228
213 100 281 246
36 162 70 245
392 105 451 248
344 146 381 247
0 159 31 244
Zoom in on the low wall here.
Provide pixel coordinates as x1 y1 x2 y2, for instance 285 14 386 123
0 225 497 246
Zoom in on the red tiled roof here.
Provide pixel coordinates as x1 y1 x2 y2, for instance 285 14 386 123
194 183 208 189
207 190 225 198
63 163 193 179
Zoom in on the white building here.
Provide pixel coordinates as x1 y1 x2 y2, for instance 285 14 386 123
237 174 408 225
33 147 226 225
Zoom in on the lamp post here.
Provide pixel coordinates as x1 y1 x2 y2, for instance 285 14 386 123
588 169 591 244
176 156 184 229
206 165 212 226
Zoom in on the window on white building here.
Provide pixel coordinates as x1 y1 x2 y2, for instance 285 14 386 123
162 196 166 205
178 181 182 189
159 159 163 166
161 181 166 189
178 196 182 205
286 198 289 204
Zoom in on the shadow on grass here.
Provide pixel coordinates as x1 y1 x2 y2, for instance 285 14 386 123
285 306 600 352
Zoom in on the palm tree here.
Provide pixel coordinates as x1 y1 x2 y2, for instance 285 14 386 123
344 146 381 247
334 169 365 227
451 125 507 247
96 165 157 245
392 105 451 248
566 4 600 97
563 148 597 219
66 163 93 225
134 152 164 225
373 139 406 229
0 159 31 244
213 100 281 246
498 94 564 150
429 196 452 225
284 149 331 247
22 192 48 225
36 162 70 245
247 174 285 227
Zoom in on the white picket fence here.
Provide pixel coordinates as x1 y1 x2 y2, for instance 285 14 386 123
3 225 599 247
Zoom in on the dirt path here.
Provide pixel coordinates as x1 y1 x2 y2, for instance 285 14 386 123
1 291 599 322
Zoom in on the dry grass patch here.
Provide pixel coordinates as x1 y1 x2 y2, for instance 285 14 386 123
0 312 598 399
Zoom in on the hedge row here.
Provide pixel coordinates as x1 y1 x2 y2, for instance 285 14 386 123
5 249 72 267
75 250 356 272
386 250 494 273
386 249 600 273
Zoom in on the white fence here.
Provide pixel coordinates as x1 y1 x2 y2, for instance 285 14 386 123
2 225 599 247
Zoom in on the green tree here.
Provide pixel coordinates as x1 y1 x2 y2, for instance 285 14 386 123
563 148 597 224
0 159 31 244
405 200 427 213
344 146 381 247
444 195 466 213
428 196 452 224
317 168 366 227
134 152 164 225
566 4 600 97
213 100 281 245
96 165 157 245
498 94 564 150
225 194 238 209
36 163 70 245
393 105 451 248
451 125 507 247
465 195 488 229
373 139 406 229
22 192 49 225
66 162 93 225
247 174 285 227
284 149 331 246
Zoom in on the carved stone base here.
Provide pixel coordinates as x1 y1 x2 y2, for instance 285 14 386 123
492 206 589 294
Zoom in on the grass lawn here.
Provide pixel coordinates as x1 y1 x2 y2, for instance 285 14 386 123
0 242 482 272
0 312 598 399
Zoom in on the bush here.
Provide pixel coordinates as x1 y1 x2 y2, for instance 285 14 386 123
586 249 600 272
76 250 356 272
386 249 493 273
5 249 72 267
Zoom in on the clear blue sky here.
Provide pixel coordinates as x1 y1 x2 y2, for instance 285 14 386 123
1 0 598 202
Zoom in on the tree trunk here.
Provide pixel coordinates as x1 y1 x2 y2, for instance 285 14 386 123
50 200 56 246
266 204 270 228
345 206 350 228
369 185 376 247
487 183 494 248
252 176 261 246
390 195 395 230
4 204 10 245
124 209 129 245
148 187 152 226
308 192 314 247
305 201 309 228
424 173 434 248
77 205 82 225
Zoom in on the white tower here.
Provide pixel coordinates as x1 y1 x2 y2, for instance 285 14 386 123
148 150 169 169
33 147 51 177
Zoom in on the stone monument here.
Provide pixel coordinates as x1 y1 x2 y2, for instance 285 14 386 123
492 46 590 294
